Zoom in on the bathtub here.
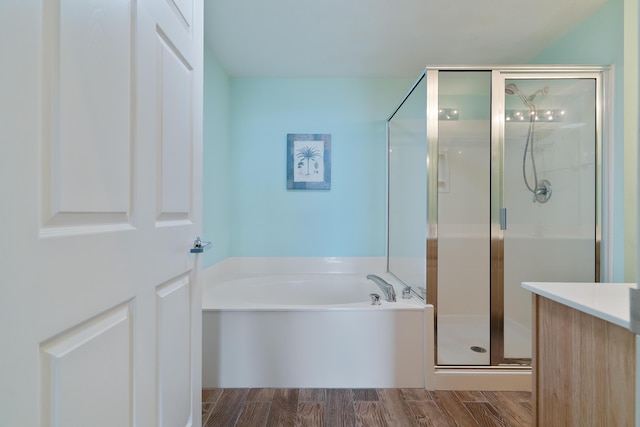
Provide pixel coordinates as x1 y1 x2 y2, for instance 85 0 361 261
202 260 430 388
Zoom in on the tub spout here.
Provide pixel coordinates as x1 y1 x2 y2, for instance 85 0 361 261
366 274 396 302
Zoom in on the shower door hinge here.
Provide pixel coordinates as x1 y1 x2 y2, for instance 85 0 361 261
500 208 507 230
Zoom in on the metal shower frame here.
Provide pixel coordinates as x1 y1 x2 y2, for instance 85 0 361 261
386 65 612 368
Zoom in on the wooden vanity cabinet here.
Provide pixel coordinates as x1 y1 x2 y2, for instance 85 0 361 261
532 295 635 426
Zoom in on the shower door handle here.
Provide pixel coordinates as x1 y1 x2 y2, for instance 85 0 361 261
500 208 507 230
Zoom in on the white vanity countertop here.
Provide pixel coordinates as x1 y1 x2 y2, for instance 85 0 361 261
522 282 637 330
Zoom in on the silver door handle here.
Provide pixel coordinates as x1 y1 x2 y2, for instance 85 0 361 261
190 237 212 253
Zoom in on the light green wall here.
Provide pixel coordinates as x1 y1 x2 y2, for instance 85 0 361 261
202 51 413 262
530 0 629 281
625 0 639 283
202 46 231 268
626 1 640 423
227 77 412 256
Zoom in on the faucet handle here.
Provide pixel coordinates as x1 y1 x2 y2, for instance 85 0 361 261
402 287 412 299
369 293 381 305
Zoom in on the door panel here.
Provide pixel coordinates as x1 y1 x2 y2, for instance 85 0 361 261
40 304 133 427
159 32 194 219
170 0 194 29
501 77 597 361
55 0 132 214
0 0 203 426
157 276 193 427
42 0 133 228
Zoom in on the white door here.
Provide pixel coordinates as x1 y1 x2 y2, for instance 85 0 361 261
0 0 203 426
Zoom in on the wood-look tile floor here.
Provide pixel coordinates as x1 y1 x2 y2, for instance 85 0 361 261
202 388 531 427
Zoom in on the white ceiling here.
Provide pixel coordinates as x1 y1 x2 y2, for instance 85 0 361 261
204 0 610 78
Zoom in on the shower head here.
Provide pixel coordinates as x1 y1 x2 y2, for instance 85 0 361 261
505 83 519 95
505 83 532 108
505 83 548 109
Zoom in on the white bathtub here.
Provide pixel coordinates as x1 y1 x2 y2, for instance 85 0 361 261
204 274 417 308
202 260 430 388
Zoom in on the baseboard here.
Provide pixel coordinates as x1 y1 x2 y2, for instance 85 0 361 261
431 368 532 391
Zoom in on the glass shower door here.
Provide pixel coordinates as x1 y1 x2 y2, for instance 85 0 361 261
499 77 598 362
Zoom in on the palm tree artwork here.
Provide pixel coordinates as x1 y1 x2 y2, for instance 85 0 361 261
296 145 322 176
287 133 330 190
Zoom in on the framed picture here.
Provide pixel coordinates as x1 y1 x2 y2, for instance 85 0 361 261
287 133 331 190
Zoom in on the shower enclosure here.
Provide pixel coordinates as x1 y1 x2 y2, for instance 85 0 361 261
387 66 609 367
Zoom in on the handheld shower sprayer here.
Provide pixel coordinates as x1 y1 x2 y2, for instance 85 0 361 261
505 83 549 110
505 82 552 203
527 86 549 103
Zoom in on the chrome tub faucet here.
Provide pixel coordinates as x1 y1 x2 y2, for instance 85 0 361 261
366 274 396 302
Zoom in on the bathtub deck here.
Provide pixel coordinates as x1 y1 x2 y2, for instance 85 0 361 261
202 388 531 426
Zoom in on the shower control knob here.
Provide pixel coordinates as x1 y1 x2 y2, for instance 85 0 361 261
533 180 552 203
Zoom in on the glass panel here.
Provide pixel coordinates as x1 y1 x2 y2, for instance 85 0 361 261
437 71 491 365
503 78 597 360
387 75 427 291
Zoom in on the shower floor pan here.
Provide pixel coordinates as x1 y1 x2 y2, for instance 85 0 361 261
437 315 532 365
